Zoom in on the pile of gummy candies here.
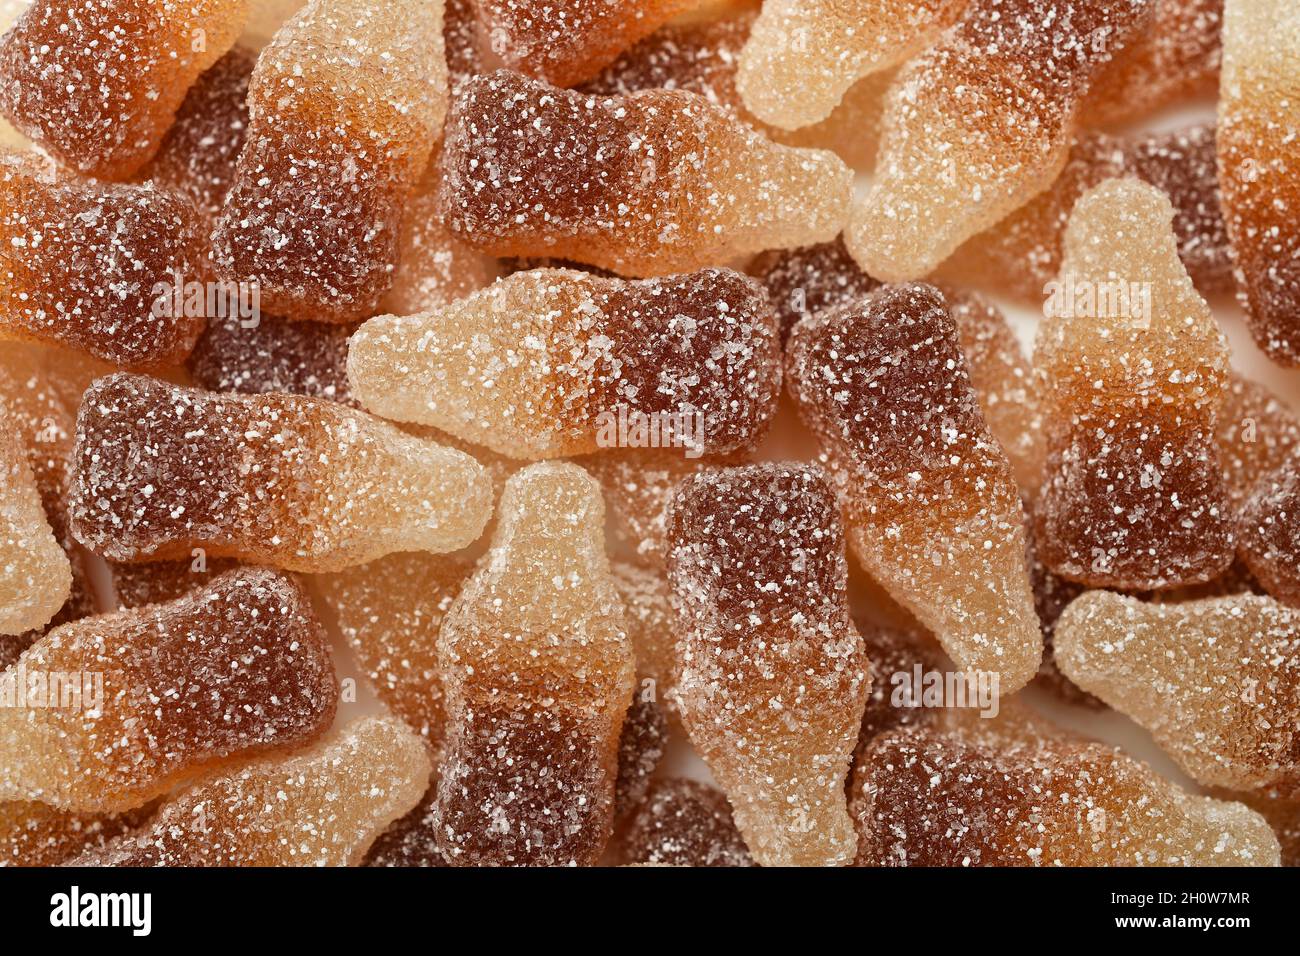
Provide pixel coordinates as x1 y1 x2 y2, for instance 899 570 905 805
0 0 1297 869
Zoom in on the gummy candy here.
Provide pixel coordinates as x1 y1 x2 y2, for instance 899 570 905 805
1055 590 1300 793
614 693 668 819
1216 373 1300 511
846 0 1153 281
786 283 1042 690
0 408 70 635
0 800 156 867
750 238 880 341
852 722 1280 866
0 0 251 179
1025 515 1095 706
618 778 753 867
1238 451 1300 607
736 0 966 130
348 267 781 460
0 568 337 813
431 462 635 866
943 125 1233 302
109 557 241 610
0 156 207 369
468 0 696 87
143 46 255 229
68 374 492 572
1033 179 1234 590
74 717 429 866
212 0 448 322
1218 0 1300 365
437 71 854 277
667 463 870 867
316 553 474 754
189 314 359 408
1081 0 1224 126
611 561 682 730
363 788 446 868
1227 786 1300 868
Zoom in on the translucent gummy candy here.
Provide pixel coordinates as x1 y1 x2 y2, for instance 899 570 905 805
0 156 206 369
1081 0 1224 126
736 0 965 130
614 693 668 819
618 778 754 867
0 0 250 179
943 125 1233 302
0 800 156 868
1216 373 1300 511
432 463 635 866
786 283 1042 691
1056 590 1300 793
667 463 870 867
75 717 429 866
348 267 781 460
212 0 448 322
749 238 880 341
0 568 337 813
1033 179 1234 589
469 0 696 87
437 71 853 277
68 374 492 572
852 722 1280 866
1228 786 1300 867
1238 451 1300 607
1218 0 1300 365
846 0 1153 281
316 553 474 754
610 561 682 729
0 408 70 635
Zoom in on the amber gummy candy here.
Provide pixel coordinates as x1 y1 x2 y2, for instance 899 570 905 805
0 155 206 369
68 374 491 573
1218 0 1300 365
611 561 683 731
0 800 156 868
470 0 696 87
438 71 852 277
1056 590 1300 793
348 267 781 460
1216 373 1300 511
0 568 337 813
1033 179 1233 589
668 463 870 867
1236 450 1300 607
213 0 448 322
852 723 1280 866
618 778 753 867
847 0 1153 281
0 0 250 179
786 283 1042 691
736 0 965 130
749 238 880 341
432 463 635 866
614 693 668 819
76 717 429 866
109 556 241 611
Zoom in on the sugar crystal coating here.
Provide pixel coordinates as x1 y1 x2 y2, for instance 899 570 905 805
438 71 853 277
618 778 753 867
212 0 448 322
749 238 880 341
614 692 668 819
348 267 781 460
75 717 429 866
0 568 337 813
667 463 870 866
846 0 1153 280
1216 373 1300 511
1218 0 1300 365
1033 179 1234 589
852 722 1280 866
68 374 492 572
109 556 242 611
432 463 635 866
469 0 696 87
0 0 251 178
363 787 447 868
736 0 965 130
0 155 207 369
1056 590 1300 793
1238 450 1300 607
850 621 949 761
0 799 155 867
786 283 1042 691
1227 786 1300 867
610 561 682 731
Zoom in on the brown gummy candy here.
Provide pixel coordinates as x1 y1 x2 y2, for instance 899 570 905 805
749 238 880 341
348 267 781 460
437 70 853 277
68 374 492 572
212 0 448 322
0 0 251 179
108 556 242 611
1237 450 1300 607
0 800 156 868
0 155 207 369
432 463 635 866
0 568 337 813
618 778 754 867
1033 179 1234 590
667 463 870 866
613 692 668 820
75 717 429 866
1216 373 1300 511
1055 590 1300 794
786 283 1042 691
